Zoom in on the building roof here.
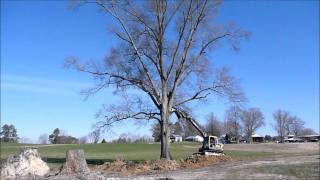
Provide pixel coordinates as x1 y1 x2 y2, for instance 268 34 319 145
298 134 320 137
170 134 182 137
185 135 203 139
252 134 263 138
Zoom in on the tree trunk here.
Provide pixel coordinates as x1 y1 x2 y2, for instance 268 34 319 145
235 122 239 144
160 105 171 160
61 149 89 173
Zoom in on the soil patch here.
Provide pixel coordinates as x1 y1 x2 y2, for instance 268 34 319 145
180 154 232 169
92 154 231 175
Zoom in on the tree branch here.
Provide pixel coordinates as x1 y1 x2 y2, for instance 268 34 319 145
96 0 160 104
169 0 209 104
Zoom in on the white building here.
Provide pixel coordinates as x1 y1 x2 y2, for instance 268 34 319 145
184 135 204 142
170 134 183 142
252 134 264 143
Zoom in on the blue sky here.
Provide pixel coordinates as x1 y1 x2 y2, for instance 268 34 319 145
1 0 319 142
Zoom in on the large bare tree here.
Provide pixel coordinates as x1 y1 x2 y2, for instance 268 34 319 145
205 112 222 137
287 116 305 136
273 109 290 143
224 106 243 143
241 108 264 143
89 129 101 143
67 0 248 159
300 128 316 136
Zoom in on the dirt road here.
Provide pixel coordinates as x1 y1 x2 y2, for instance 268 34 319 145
224 143 319 153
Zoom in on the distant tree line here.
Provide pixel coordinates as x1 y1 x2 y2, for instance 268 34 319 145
49 128 78 144
151 106 265 143
2 107 317 145
37 128 103 144
111 133 154 144
151 106 317 143
273 110 316 142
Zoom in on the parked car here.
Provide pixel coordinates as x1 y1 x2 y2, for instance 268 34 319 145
285 137 304 143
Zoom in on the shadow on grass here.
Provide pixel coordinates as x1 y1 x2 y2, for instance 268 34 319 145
42 157 144 165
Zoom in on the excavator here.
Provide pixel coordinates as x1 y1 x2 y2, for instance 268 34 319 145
174 108 224 156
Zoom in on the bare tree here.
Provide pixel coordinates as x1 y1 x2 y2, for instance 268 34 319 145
177 116 200 138
284 116 294 135
151 123 161 142
89 129 101 143
289 116 305 136
172 121 183 135
300 128 317 136
241 108 264 143
273 109 290 143
152 121 183 142
224 106 243 143
67 0 248 159
120 133 132 143
205 112 222 137
79 136 88 144
276 111 306 137
37 133 48 144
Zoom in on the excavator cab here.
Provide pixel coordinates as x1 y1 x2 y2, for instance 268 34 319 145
199 136 224 155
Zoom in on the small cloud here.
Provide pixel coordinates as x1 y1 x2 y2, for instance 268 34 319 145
1 74 91 96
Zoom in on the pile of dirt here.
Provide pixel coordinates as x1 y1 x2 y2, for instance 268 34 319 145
94 154 231 175
0 147 50 179
180 154 232 169
149 159 179 171
101 159 128 172
95 158 179 174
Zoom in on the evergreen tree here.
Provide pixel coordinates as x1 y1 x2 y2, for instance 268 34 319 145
0 124 18 142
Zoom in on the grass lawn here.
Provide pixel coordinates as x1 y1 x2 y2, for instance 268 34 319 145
0 142 276 164
225 150 275 159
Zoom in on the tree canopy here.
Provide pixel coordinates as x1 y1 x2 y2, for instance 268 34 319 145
0 124 19 143
67 0 249 159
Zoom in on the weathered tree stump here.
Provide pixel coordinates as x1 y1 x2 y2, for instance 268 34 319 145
0 147 50 179
61 149 89 173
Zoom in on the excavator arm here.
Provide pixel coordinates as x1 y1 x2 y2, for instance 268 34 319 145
173 107 207 138
173 107 224 155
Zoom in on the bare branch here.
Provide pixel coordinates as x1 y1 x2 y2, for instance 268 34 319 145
95 96 161 131
169 0 209 103
96 0 160 102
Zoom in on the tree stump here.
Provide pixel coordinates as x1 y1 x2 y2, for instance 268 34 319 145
61 149 89 173
0 147 50 179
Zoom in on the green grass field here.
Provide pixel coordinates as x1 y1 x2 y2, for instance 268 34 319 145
0 142 275 164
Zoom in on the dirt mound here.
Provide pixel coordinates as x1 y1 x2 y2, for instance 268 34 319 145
150 159 179 171
181 154 232 169
0 147 50 179
101 159 128 172
94 154 231 175
96 158 179 174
